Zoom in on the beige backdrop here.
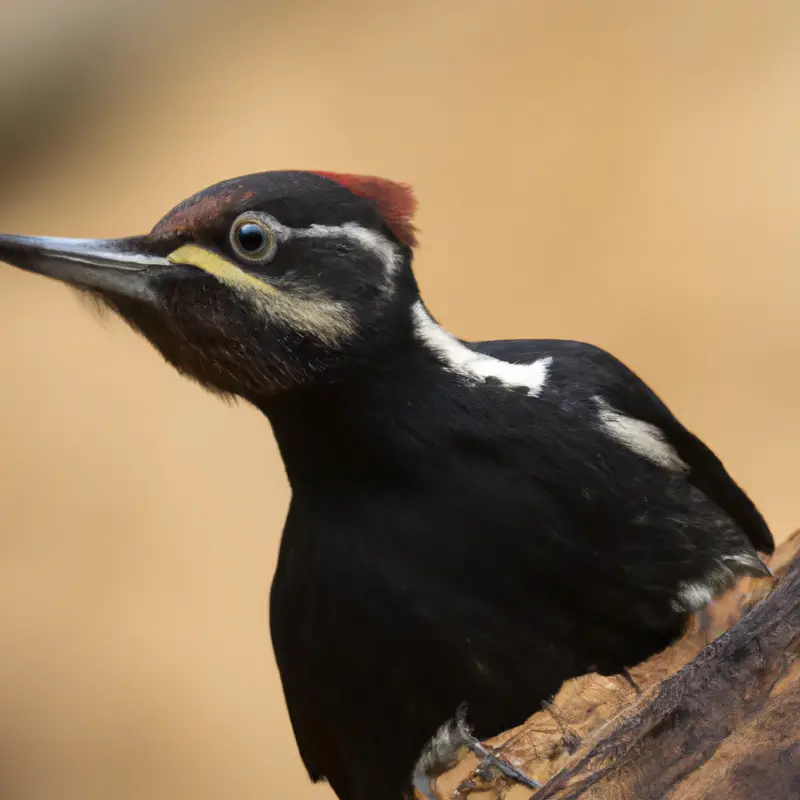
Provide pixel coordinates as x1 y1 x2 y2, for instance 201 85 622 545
0 1 798 798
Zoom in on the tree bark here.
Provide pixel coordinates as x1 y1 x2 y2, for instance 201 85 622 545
423 529 800 800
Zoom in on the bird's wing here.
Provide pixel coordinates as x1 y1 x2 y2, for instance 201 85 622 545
271 663 324 781
270 569 355 796
473 337 774 555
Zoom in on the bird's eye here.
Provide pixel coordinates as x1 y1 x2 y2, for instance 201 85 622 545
229 214 277 265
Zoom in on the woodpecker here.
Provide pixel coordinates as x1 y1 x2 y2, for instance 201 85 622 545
0 171 774 800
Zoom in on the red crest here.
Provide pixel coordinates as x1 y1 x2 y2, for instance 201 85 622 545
314 171 418 247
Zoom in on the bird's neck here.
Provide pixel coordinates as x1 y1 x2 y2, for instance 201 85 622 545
256 302 468 489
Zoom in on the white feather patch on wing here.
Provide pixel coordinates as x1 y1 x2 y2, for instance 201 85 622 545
594 396 687 472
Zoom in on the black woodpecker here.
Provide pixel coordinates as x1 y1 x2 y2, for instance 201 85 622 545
0 171 774 800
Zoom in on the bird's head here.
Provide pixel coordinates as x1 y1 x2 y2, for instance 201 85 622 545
0 170 420 398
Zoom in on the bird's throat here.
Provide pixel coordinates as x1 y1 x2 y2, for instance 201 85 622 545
256 336 458 488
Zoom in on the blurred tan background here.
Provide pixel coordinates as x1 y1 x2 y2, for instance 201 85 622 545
0 0 799 797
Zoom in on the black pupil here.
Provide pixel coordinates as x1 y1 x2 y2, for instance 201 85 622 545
236 223 267 253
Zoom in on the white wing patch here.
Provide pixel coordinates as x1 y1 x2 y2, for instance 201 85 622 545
672 554 769 613
673 582 715 612
411 302 552 396
594 396 687 472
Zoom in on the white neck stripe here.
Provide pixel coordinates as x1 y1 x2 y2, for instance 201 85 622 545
411 302 552 396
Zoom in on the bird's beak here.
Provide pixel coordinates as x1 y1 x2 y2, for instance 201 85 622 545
0 234 172 305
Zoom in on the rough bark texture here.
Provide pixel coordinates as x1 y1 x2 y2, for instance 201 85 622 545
423 529 800 800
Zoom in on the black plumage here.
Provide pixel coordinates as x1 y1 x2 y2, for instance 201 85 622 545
265 334 772 800
0 171 773 800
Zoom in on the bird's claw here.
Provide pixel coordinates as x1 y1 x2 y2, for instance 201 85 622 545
412 705 540 800
621 667 643 696
461 736 541 791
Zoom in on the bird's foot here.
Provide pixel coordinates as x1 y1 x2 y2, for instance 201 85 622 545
412 705 540 800
412 708 472 800
457 735 542 798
